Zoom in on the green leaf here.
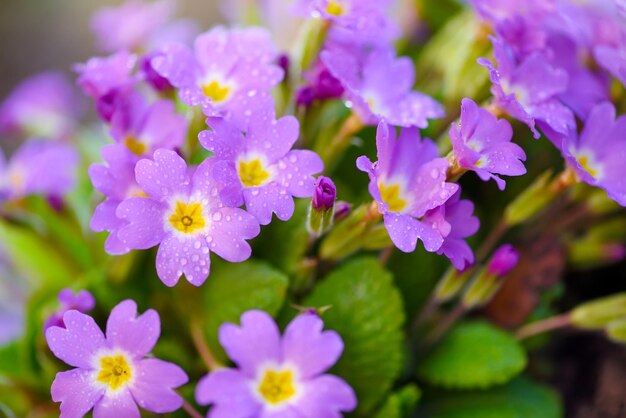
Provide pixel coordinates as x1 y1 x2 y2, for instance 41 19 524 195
418 321 527 389
304 257 405 414
202 259 289 361
424 377 562 418
373 385 422 418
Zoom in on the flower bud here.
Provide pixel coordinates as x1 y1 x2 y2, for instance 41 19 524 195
434 266 474 303
570 293 626 329
307 176 336 237
333 201 351 221
487 244 519 277
606 318 626 344
504 170 555 226
462 244 518 308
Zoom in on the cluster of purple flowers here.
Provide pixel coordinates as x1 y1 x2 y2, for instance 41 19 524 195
45 294 354 418
3 0 624 416
473 0 626 205
79 13 323 286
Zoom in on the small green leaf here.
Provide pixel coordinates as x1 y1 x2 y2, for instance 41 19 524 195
425 377 562 418
202 259 289 361
418 321 527 389
304 257 405 414
373 385 422 418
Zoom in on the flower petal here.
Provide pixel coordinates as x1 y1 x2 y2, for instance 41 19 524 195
106 300 160 358
218 310 281 376
282 312 343 379
293 375 357 417
130 358 188 413
51 369 104 418
93 388 140 418
195 369 260 417
46 310 105 368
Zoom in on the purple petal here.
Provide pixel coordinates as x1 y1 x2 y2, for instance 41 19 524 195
156 235 211 287
282 312 344 379
408 158 458 218
152 42 200 89
116 197 167 250
195 369 260 416
244 183 295 225
130 358 187 413
387 92 444 128
248 114 300 162
208 207 259 262
293 375 357 417
92 388 140 418
218 310 281 376
439 238 475 270
51 369 104 418
46 310 105 368
277 150 324 198
135 149 190 199
106 300 160 358
383 213 423 253
199 117 245 159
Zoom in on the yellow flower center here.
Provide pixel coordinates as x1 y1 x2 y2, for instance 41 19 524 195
96 355 132 391
258 370 296 405
577 155 599 178
326 0 345 16
379 182 408 212
238 159 271 187
169 201 206 234
201 80 232 103
124 136 148 156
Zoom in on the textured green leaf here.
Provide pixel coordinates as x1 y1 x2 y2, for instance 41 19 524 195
418 321 527 389
202 259 289 361
425 377 562 418
373 385 422 418
304 257 405 414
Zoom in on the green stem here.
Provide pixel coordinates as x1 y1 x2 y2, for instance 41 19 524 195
181 398 204 418
515 314 572 340
190 322 223 371
425 303 468 345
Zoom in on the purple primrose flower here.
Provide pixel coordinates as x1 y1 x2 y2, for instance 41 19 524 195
45 299 188 418
152 27 283 128
115 149 260 286
478 36 575 139
356 121 458 253
450 98 526 190
0 140 78 201
75 51 138 122
0 72 79 140
562 102 626 207
91 0 174 53
195 310 357 417
43 289 96 332
199 105 324 225
322 46 443 128
109 92 187 157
